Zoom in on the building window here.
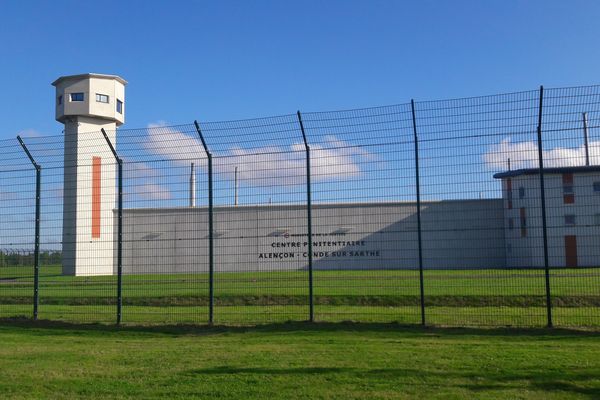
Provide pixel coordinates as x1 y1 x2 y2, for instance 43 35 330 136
116 99 123 114
520 207 527 237
594 214 600 225
518 187 525 199
563 173 574 204
96 93 109 103
70 92 84 102
57 95 62 105
508 218 514 230
594 182 600 193
564 194 575 204
565 215 576 226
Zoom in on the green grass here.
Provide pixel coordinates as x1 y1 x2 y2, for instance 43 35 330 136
0 320 599 399
4 266 600 297
1 265 599 327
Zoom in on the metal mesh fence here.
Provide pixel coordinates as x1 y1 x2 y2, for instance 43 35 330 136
2 84 600 327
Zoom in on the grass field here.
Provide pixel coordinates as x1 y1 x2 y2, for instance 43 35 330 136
1 265 599 327
0 320 599 399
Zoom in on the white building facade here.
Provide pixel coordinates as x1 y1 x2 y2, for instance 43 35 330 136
495 166 600 268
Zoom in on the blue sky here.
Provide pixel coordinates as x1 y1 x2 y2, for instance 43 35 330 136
1 0 600 138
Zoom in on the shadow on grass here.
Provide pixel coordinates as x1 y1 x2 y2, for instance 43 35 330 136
185 366 350 375
182 366 600 397
0 316 598 339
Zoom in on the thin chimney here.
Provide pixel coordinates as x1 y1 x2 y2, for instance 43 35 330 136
189 162 196 207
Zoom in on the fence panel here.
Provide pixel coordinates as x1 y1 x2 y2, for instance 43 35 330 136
301 104 421 323
1 85 600 328
114 124 210 324
200 115 311 324
13 133 116 323
0 138 36 319
414 90 549 327
541 85 600 327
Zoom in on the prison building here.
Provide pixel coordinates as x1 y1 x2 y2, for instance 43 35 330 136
116 199 506 275
494 166 600 268
52 73 596 276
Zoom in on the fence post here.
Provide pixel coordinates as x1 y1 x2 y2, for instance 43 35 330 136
101 129 123 325
535 86 553 328
410 101 426 326
194 121 214 324
296 111 314 322
17 136 41 320
583 112 590 166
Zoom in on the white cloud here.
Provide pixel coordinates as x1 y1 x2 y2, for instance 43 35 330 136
50 187 63 199
144 122 205 164
0 190 18 201
127 183 172 201
484 137 600 169
123 159 162 180
143 123 374 186
17 129 43 138
121 156 171 201
217 137 373 185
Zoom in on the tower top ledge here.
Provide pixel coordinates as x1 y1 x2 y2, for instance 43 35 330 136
52 73 127 87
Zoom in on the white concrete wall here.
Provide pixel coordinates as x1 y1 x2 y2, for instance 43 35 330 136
116 199 506 274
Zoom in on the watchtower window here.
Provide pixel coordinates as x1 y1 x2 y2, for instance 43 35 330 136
70 93 84 102
96 93 109 103
57 95 62 105
116 99 123 114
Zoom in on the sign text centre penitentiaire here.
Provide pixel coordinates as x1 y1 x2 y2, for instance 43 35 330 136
258 231 381 259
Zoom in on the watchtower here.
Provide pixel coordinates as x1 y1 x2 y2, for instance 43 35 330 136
52 73 127 276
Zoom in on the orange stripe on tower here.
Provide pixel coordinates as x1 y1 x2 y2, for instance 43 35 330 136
92 156 101 239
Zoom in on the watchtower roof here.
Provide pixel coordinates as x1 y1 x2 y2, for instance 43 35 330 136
52 73 127 86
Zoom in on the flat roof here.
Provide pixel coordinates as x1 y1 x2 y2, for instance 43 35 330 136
52 73 127 86
116 198 501 213
493 165 600 179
